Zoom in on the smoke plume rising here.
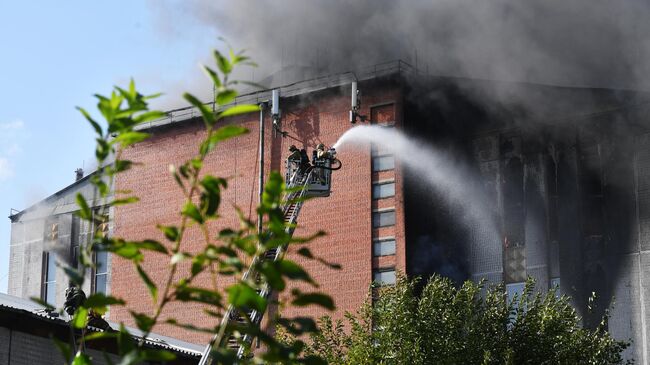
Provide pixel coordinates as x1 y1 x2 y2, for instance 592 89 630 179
152 0 650 91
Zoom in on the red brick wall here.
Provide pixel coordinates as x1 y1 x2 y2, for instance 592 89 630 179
111 80 405 344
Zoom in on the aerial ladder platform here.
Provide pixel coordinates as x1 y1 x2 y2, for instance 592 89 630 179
199 150 341 364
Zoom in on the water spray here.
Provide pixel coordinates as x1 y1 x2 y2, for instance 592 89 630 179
333 125 501 259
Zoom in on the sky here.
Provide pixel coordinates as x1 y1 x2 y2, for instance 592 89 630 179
0 1 220 293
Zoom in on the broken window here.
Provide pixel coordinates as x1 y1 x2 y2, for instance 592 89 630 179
370 103 395 126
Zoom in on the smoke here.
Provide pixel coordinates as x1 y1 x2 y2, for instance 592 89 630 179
151 0 650 91
334 125 501 271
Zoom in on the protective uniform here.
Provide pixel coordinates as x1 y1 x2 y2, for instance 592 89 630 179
316 143 331 160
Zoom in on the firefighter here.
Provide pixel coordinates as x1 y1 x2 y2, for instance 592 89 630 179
299 148 311 170
288 145 301 162
316 143 331 160
314 143 331 184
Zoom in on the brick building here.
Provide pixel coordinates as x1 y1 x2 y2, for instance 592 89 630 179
10 60 650 362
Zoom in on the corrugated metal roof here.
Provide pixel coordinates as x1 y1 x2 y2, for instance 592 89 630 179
0 293 202 357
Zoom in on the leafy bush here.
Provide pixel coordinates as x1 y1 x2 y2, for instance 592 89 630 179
283 275 630 365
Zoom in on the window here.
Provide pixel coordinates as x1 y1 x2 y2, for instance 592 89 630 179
373 269 396 286
373 238 396 256
506 282 525 304
372 210 395 228
372 155 395 172
372 181 395 199
93 214 110 295
94 250 108 294
43 252 57 306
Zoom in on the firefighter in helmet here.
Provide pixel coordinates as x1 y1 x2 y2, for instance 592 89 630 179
288 145 301 162
316 143 331 160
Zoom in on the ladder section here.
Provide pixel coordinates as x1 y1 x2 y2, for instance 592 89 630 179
199 169 313 364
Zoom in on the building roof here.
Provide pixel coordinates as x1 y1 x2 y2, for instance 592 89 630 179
136 59 415 131
0 293 203 358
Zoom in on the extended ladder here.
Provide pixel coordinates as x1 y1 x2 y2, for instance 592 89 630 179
199 168 314 364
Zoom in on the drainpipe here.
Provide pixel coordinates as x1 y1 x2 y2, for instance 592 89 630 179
259 103 266 235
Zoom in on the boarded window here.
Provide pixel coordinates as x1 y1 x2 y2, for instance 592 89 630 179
373 238 396 256
373 181 395 199
373 210 395 228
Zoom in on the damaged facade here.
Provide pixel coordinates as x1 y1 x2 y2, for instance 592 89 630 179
8 61 650 362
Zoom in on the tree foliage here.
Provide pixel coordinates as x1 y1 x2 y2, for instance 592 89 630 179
281 275 631 365
52 46 337 364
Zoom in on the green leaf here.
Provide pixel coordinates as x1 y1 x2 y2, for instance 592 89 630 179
227 283 267 312
214 49 232 74
77 106 103 136
200 176 224 217
183 92 215 127
112 196 139 206
130 311 155 332
142 349 176 361
202 65 222 88
135 239 169 254
84 293 125 313
175 285 223 307
182 202 204 224
76 193 92 220
134 110 166 124
136 264 158 305
291 291 335 310
279 259 316 285
157 225 179 242
72 306 89 329
72 351 92 365
259 262 285 291
108 240 143 262
200 125 249 155
218 104 260 118
191 254 206 276
83 331 119 342
96 137 110 162
113 131 150 147
113 159 133 173
216 89 237 105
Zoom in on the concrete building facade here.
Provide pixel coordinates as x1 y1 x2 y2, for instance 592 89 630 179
8 172 113 308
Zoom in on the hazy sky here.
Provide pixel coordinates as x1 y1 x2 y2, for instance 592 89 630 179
0 1 220 292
